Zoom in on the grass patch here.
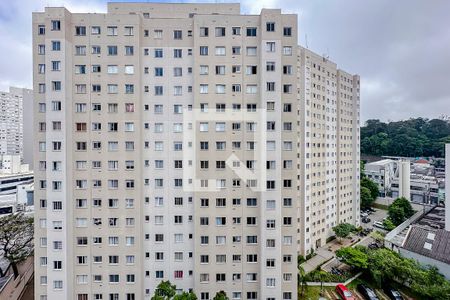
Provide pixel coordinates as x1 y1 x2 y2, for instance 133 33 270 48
372 203 389 210
301 286 335 300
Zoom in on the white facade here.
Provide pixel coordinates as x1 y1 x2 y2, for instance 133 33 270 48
364 159 396 196
33 3 360 300
0 87 33 165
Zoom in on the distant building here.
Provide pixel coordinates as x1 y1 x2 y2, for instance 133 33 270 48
0 87 33 167
0 156 33 196
391 174 440 204
364 159 396 196
445 144 449 231
365 158 443 204
0 155 30 174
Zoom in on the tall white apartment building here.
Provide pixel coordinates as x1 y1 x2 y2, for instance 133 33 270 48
298 48 360 254
33 3 359 300
0 87 33 164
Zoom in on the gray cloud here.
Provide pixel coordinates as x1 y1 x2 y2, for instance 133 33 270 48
1 0 449 122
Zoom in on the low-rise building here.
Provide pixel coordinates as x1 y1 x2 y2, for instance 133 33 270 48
365 159 396 196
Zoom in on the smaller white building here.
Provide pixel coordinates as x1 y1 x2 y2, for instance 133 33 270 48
365 159 396 196
0 154 29 174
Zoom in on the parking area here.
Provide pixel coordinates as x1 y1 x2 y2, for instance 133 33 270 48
360 207 388 230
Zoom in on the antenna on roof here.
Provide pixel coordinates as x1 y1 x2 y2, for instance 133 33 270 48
305 34 308 48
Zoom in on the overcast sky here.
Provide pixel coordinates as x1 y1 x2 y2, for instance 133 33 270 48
0 0 449 122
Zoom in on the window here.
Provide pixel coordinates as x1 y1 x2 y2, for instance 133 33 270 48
51 20 61 31
91 26 101 35
108 46 118 55
38 25 45 35
174 49 182 58
232 46 241 55
199 46 208 56
75 26 86 36
266 61 275 72
266 82 275 91
53 280 63 289
124 26 134 36
246 65 257 75
215 65 225 75
107 26 117 36
215 46 225 56
266 22 275 32
246 85 257 94
283 27 292 36
153 48 163 58
173 67 182 77
75 45 86 55
125 46 134 56
216 84 225 94
232 27 241 35
266 42 276 52
215 27 226 37
154 29 162 38
200 65 209 75
199 84 208 94
246 27 257 36
75 65 85 74
123 65 134 74
283 46 292 56
279 66 291 76
38 44 45 55
173 30 182 39
197 25 209 37
92 45 101 54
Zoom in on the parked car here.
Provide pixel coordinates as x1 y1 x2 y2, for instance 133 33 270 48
336 283 355 300
362 217 371 223
361 212 369 218
368 242 379 250
383 286 403 300
373 221 385 230
367 207 376 212
357 284 379 300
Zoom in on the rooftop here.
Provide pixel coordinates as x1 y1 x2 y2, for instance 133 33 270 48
402 225 450 264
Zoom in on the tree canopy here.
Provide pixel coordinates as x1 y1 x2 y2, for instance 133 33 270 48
213 291 229 300
388 197 414 226
336 246 369 269
332 223 356 242
338 246 450 299
0 213 34 278
361 118 450 158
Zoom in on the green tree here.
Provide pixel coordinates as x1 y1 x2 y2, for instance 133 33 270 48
0 213 34 278
382 218 396 231
298 265 308 297
361 118 450 158
174 291 198 300
388 197 414 226
332 223 356 243
360 186 374 208
370 231 385 244
335 246 369 269
361 177 379 200
393 197 414 218
213 291 229 300
388 205 406 226
152 281 177 300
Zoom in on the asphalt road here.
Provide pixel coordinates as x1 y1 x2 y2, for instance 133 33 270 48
360 207 388 231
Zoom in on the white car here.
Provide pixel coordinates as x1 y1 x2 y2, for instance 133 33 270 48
373 221 385 229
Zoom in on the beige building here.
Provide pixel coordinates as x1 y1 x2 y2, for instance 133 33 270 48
33 3 359 300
